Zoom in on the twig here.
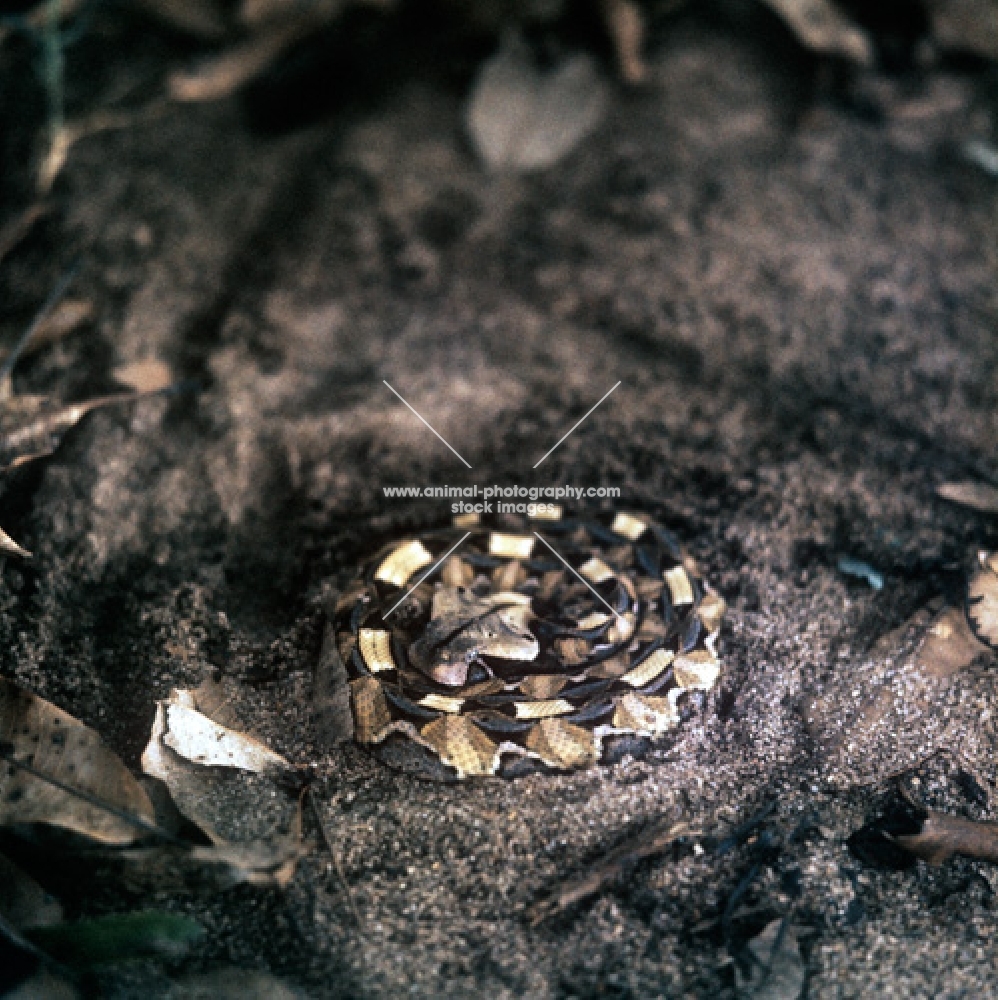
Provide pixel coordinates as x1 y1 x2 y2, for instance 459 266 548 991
309 787 363 928
0 203 48 266
528 818 694 925
0 910 70 978
716 800 777 855
0 259 79 384
600 0 647 84
722 861 762 947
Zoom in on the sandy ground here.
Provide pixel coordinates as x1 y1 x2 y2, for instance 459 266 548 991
2 4 998 997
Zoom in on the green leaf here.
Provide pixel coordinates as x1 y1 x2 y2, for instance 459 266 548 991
25 911 205 967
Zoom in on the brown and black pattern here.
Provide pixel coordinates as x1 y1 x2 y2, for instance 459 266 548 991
333 509 726 778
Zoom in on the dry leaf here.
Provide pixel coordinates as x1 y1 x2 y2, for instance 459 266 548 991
0 392 143 472
929 0 998 61
311 623 355 748
190 837 303 888
156 689 291 774
937 481 998 514
735 919 805 1000
600 0 647 84
0 678 156 845
0 269 158 557
850 796 998 868
914 605 991 678
802 602 993 787
896 811 998 865
141 687 301 884
0 525 32 559
112 359 173 394
465 37 609 172
760 0 872 65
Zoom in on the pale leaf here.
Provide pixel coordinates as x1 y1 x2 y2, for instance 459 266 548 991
465 38 608 173
162 697 291 774
937 481 998 514
760 0 872 64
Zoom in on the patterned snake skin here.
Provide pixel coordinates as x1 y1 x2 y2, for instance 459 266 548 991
332 509 726 778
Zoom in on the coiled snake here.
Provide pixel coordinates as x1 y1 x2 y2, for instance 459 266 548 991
332 509 725 778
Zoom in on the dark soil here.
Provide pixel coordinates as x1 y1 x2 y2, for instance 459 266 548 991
2 2 998 997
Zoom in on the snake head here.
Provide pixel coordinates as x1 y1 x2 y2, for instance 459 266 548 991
408 586 539 686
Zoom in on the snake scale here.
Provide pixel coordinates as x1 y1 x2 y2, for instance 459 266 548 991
332 509 726 778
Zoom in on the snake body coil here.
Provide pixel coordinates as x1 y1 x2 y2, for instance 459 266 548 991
333 509 725 778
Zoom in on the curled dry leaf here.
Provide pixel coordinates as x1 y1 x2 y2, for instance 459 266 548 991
0 525 32 559
760 0 872 65
849 795 998 869
0 392 146 472
0 678 156 845
803 603 993 787
0 269 166 557
156 688 291 774
894 810 998 865
141 686 301 885
465 37 609 173
311 622 355 749
937 481 998 514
